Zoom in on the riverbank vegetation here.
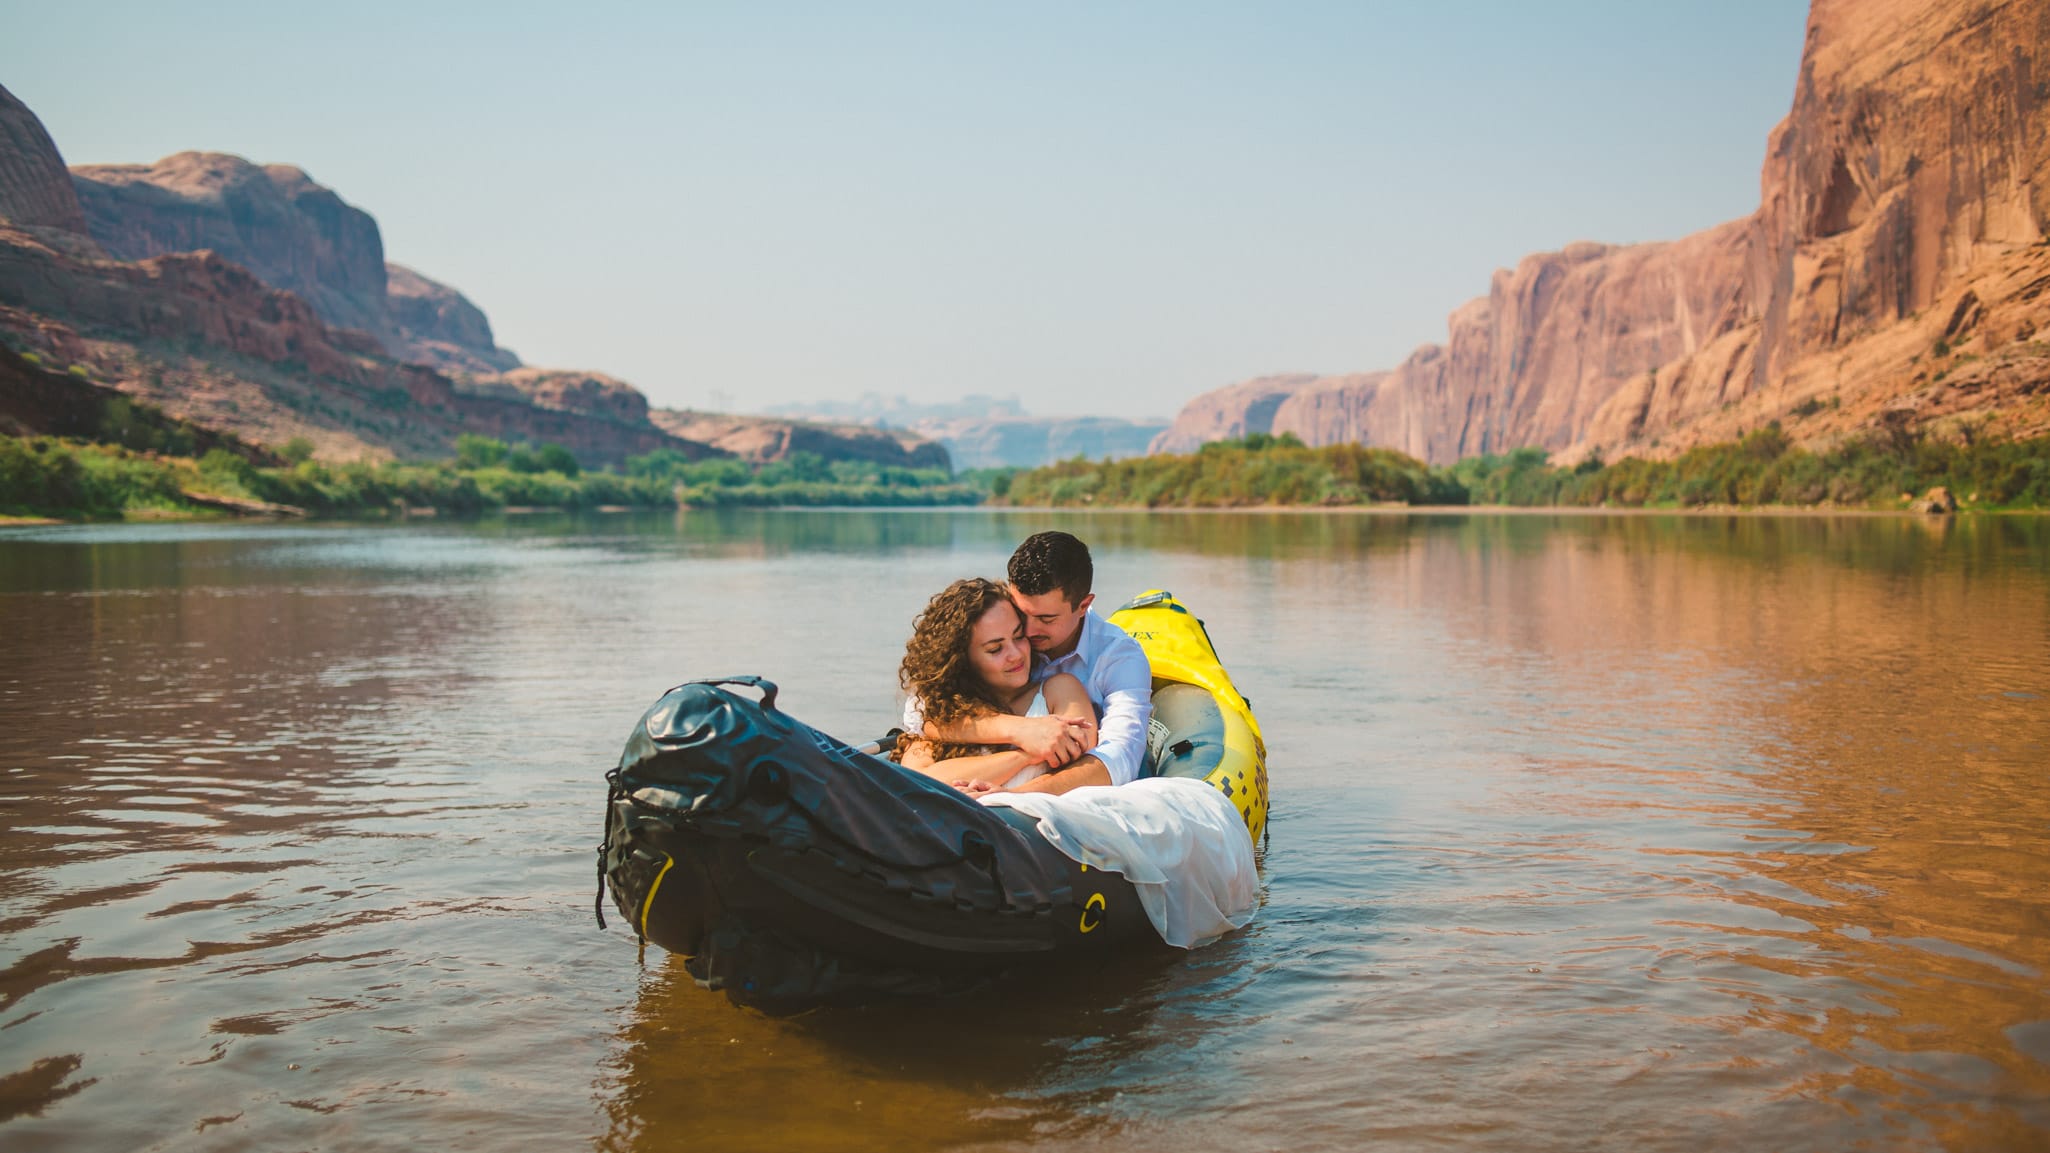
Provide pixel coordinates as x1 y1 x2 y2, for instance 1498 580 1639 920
0 431 983 521
1001 427 2050 511
11 406 2049 523
1001 435 1464 507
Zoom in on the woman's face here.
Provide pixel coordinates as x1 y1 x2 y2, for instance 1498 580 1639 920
967 599 1031 693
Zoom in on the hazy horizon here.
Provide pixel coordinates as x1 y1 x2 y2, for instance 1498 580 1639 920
2 1 1807 421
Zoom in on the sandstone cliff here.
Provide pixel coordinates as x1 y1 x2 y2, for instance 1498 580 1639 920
1158 0 2050 464
0 220 719 465
68 152 520 372
0 83 92 241
1750 0 2050 384
386 263 520 373
1148 374 1320 454
1 87 716 465
72 153 392 338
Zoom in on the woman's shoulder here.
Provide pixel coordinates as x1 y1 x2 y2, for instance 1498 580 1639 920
1040 671 1087 699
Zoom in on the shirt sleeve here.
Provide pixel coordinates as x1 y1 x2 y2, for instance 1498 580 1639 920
1089 641 1154 786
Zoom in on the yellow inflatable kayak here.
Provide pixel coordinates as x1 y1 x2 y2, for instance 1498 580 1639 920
1109 590 1268 846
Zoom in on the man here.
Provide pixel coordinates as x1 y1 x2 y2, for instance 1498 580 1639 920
904 531 1154 795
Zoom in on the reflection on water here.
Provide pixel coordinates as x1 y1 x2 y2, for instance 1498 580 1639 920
2 510 2046 1151
598 951 1223 1153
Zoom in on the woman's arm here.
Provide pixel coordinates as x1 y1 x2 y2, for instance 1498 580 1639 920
921 711 1091 766
899 740 1040 787
1037 673 1097 746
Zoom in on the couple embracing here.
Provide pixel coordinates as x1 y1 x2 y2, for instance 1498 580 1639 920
897 532 1151 797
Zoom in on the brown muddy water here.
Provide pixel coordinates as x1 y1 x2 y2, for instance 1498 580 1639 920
1 509 2047 1152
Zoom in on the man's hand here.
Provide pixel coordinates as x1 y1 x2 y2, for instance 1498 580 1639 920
999 713 1095 767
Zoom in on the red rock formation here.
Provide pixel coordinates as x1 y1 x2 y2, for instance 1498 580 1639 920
472 368 652 425
385 262 520 373
1586 0 2050 454
1749 0 2050 382
0 87 693 464
0 223 378 380
1162 0 2050 464
0 82 92 240
68 152 521 373
1265 221 1759 462
0 221 721 465
0 343 273 460
72 153 392 339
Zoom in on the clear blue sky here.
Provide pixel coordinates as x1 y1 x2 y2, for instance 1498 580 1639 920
3 1 1807 420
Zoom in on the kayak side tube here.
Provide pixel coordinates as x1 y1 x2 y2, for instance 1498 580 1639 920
1111 591 1268 846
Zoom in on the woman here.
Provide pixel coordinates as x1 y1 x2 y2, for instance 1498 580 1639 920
897 578 1096 791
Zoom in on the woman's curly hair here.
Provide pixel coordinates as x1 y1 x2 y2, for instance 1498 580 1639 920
897 577 1021 760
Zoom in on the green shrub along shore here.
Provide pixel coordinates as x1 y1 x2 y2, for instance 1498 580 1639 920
10 421 2050 523
0 432 982 521
999 428 2050 511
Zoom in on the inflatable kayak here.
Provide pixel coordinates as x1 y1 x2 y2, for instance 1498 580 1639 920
595 590 1267 1009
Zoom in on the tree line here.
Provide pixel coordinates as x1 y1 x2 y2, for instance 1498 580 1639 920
998 428 2050 511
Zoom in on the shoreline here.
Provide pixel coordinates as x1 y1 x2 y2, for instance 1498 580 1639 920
7 501 2043 528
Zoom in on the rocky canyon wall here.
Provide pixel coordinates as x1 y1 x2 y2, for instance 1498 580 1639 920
69 152 521 373
0 83 91 240
1750 0 2049 382
385 262 520 373
1148 374 1321 454
1156 0 2050 464
0 83 737 465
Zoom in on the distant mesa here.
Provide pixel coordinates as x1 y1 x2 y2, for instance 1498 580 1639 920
651 408 951 470
914 414 1166 471
768 393 1165 469
767 392 1031 426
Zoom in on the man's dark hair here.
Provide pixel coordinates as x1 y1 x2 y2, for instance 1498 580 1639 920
1008 531 1092 608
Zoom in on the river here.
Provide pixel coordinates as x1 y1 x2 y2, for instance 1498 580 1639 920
2 509 2046 1151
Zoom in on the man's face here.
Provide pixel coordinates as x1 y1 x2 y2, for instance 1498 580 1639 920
1011 587 1092 656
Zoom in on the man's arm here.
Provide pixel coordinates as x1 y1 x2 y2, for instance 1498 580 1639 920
1086 644 1154 786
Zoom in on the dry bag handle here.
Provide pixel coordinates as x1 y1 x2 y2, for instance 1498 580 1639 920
663 674 779 711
